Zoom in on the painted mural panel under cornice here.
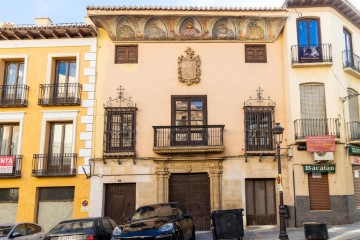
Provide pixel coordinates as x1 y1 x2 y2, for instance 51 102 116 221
90 15 286 42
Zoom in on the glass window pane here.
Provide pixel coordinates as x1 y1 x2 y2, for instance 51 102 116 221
191 111 203 121
0 126 11 155
68 62 76 84
50 124 63 154
297 21 308 46
17 63 24 85
176 111 188 125
175 101 188 110
56 62 67 84
64 124 73 153
190 100 203 110
5 63 17 86
11 126 19 155
309 21 319 45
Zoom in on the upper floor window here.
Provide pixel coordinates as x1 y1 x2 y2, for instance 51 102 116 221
104 108 136 155
4 62 24 86
0 124 19 156
245 45 267 63
297 18 321 61
344 28 353 66
115 45 138 64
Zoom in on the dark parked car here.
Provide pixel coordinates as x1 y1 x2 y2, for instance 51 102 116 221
111 202 195 240
44 217 117 240
0 223 46 240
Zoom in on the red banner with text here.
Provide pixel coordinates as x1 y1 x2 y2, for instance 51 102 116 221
306 135 335 152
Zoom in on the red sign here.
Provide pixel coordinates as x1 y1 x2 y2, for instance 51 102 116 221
306 135 335 152
0 156 15 174
352 156 360 165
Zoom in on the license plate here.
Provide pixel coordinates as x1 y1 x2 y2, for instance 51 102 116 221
58 236 77 240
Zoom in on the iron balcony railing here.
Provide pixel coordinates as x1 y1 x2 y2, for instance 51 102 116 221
291 44 332 64
294 118 340 140
32 153 77 177
0 155 22 178
343 50 360 73
153 125 225 148
0 85 29 107
347 121 360 141
38 83 82 106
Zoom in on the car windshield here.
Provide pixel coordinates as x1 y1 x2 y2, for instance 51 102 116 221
131 204 177 221
0 225 13 237
49 220 95 234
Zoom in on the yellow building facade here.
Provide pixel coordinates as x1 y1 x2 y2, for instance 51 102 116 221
0 19 97 230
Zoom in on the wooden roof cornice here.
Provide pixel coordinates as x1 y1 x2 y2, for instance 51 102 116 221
0 23 98 40
286 0 360 29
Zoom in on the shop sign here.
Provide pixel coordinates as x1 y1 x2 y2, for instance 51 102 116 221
306 135 335 152
0 156 14 174
352 156 360 165
303 164 336 173
349 146 360 155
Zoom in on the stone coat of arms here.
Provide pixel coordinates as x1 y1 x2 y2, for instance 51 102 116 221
178 47 201 86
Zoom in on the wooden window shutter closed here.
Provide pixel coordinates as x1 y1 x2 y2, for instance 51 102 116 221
115 46 138 64
300 83 326 119
308 173 331 210
353 166 360 208
245 45 267 63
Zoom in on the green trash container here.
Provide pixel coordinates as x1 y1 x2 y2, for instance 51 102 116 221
304 222 328 240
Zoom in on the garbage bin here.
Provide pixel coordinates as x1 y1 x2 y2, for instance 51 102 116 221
211 208 244 240
304 222 328 240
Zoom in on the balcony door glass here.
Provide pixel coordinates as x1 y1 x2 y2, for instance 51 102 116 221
300 83 326 136
4 62 24 101
297 19 321 61
171 96 207 146
0 124 19 156
49 123 73 171
55 61 76 100
348 89 360 139
344 29 353 66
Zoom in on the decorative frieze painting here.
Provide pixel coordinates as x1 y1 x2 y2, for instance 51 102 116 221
92 15 286 42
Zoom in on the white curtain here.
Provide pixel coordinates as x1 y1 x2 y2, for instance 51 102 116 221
0 203 17 223
38 201 73 231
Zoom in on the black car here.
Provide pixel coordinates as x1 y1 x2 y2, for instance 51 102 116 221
44 217 117 240
112 202 195 240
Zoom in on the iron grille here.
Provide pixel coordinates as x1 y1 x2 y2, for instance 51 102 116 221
343 50 360 73
0 155 22 178
291 44 332 64
32 153 77 177
38 83 82 106
0 85 29 107
244 106 275 155
103 107 136 158
294 118 340 140
347 121 360 141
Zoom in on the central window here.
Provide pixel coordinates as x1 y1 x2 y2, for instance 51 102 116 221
171 96 207 146
0 124 19 156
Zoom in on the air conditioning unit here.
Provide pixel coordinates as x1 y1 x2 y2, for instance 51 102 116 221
314 152 334 161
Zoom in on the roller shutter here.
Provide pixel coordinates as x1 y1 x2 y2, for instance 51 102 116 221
308 173 330 210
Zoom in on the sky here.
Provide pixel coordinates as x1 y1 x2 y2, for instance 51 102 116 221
0 0 360 25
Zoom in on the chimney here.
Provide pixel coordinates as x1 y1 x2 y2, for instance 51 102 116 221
35 17 53 26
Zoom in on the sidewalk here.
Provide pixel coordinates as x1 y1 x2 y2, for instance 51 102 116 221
195 222 360 240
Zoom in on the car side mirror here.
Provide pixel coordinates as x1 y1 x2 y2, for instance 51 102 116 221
124 217 131 224
11 232 23 238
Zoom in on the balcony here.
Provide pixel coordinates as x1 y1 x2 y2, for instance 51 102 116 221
0 155 22 178
347 121 360 145
291 44 332 67
0 85 29 107
343 50 360 79
153 125 225 154
38 83 82 106
294 118 340 141
32 153 77 177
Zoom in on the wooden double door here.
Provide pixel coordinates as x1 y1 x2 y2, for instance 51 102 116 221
246 179 276 225
169 173 211 231
104 183 136 225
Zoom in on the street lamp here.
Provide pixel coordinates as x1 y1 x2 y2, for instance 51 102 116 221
272 122 289 240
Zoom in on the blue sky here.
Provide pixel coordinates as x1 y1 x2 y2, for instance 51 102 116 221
0 0 360 25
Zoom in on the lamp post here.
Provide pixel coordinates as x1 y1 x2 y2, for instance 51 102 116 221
272 122 289 240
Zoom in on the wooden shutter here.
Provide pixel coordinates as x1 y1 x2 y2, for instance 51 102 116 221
308 173 331 210
245 45 267 63
348 89 360 122
300 83 326 119
115 45 138 64
353 166 360 208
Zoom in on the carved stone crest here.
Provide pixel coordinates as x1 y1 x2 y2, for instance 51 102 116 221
178 47 201 86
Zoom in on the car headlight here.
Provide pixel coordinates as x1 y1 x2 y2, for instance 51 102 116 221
159 223 174 232
112 226 122 236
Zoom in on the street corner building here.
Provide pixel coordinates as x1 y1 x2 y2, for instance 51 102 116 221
1 0 360 232
0 18 97 230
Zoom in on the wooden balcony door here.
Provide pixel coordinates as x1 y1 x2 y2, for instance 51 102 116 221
171 95 207 146
54 60 76 100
